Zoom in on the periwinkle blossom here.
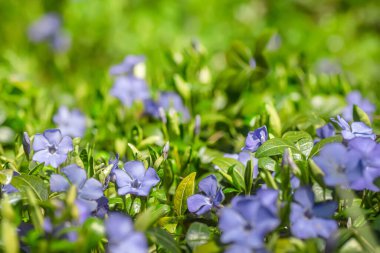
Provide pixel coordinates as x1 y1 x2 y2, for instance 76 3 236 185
50 164 104 212
53 106 86 138
331 115 375 140
218 189 279 251
106 212 148 253
187 175 224 215
22 132 31 159
114 161 160 197
290 187 338 239
28 13 70 52
33 129 73 168
110 76 150 107
347 138 380 191
242 126 268 153
144 92 190 122
316 123 335 139
313 143 357 187
342 91 375 121
109 55 145 76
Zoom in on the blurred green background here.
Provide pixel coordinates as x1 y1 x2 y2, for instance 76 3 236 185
0 0 379 148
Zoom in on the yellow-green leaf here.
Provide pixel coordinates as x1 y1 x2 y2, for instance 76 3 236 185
174 172 196 216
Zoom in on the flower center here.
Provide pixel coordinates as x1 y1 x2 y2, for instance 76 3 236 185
131 179 141 188
304 209 314 219
48 145 57 154
244 223 253 231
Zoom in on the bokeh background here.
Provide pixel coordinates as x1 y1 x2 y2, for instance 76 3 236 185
0 0 379 150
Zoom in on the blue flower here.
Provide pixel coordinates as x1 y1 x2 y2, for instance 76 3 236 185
53 106 86 138
242 126 268 152
32 129 73 168
342 91 375 121
218 189 279 250
106 212 148 253
109 55 145 76
347 138 380 191
22 132 31 159
316 123 335 139
290 187 338 239
50 164 104 212
144 92 190 122
313 143 356 187
28 13 70 52
187 175 224 215
114 161 160 196
110 76 150 107
331 115 375 140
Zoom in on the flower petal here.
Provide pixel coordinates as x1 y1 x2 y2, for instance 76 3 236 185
313 201 337 219
124 161 146 181
106 213 134 243
57 136 73 153
79 178 103 200
50 174 70 192
62 164 87 187
187 194 212 215
32 134 49 151
294 187 315 209
198 175 218 197
43 129 62 145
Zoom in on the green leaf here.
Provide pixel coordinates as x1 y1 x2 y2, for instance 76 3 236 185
11 175 48 200
258 157 277 171
135 204 171 231
148 227 181 253
1 196 19 253
266 103 282 137
353 105 371 127
0 169 13 184
174 172 196 216
256 138 299 158
213 157 245 190
309 136 342 157
80 148 89 170
186 222 210 249
194 241 220 253
283 131 313 157
244 157 254 194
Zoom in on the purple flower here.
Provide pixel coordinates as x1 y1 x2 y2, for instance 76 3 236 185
32 129 73 168
144 92 190 122
53 106 86 138
50 164 103 212
290 187 338 239
331 115 375 140
106 212 148 253
28 13 61 42
109 55 145 76
316 123 335 139
242 126 268 153
114 161 160 196
347 138 380 191
313 143 357 187
218 190 279 250
187 175 224 215
28 13 70 52
342 91 375 121
110 76 150 107
95 196 109 218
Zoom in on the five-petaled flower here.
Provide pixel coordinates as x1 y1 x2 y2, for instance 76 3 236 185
187 175 224 215
114 161 160 196
110 76 150 107
50 164 104 212
242 126 268 153
106 212 148 253
290 187 338 239
33 129 73 168
53 106 86 138
218 189 279 251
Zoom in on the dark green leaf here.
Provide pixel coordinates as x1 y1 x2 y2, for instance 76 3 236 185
256 138 299 158
11 175 49 200
186 222 210 249
148 227 181 253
